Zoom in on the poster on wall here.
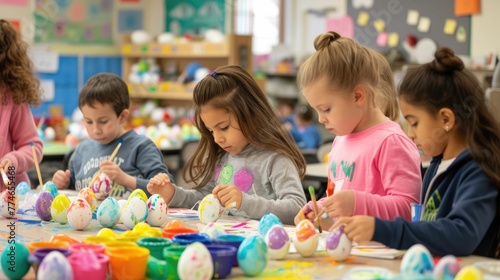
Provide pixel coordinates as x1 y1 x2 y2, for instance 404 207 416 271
34 0 114 44
165 0 225 35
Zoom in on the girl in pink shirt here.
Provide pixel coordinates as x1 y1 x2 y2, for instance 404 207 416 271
295 31 421 226
0 20 43 190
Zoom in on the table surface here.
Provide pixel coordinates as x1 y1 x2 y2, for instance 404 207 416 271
1 191 498 280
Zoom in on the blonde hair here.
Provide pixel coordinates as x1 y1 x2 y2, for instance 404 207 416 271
298 31 398 120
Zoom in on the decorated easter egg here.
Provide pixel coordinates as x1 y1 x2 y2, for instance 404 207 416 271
50 194 71 224
198 194 223 224
78 188 97 211
97 228 116 239
37 251 73 280
258 213 283 237
238 235 268 276
400 244 434 277
44 126 56 142
64 133 79 150
133 222 151 233
201 222 226 240
42 181 59 198
97 197 120 228
1 242 30 279
326 225 352 261
0 189 18 218
164 220 184 230
147 194 168 227
35 191 54 221
91 172 112 200
117 199 128 223
433 255 461 280
454 265 484 280
292 219 318 257
264 224 290 260
15 181 30 200
128 189 148 203
178 242 213 280
67 197 93 230
121 196 148 229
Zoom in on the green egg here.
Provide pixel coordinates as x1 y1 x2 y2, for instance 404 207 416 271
1 242 30 280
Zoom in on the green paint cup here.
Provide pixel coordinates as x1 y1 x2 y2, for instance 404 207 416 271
163 245 186 280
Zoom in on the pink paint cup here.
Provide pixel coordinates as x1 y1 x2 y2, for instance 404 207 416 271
68 251 109 280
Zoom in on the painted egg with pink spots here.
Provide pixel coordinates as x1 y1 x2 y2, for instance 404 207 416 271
91 172 112 200
147 194 168 227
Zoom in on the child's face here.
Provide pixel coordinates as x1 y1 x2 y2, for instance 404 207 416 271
81 102 128 145
399 98 447 157
200 106 249 155
303 76 363 136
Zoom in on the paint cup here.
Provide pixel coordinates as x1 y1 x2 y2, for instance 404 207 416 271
106 247 150 280
144 227 163 237
136 237 172 259
27 241 69 254
69 243 106 255
162 227 198 239
83 235 115 245
172 233 211 246
67 252 109 280
50 233 80 245
117 230 144 242
104 240 139 251
29 248 72 276
206 244 237 279
411 203 422 222
163 245 187 280
214 234 245 267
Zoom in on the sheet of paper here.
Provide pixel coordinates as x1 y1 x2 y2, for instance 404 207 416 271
456 26 467 43
443 19 457 35
373 19 385 32
377 32 388 47
455 0 480 16
418 17 431 33
357 12 370 26
40 80 55 102
388 33 399 47
407 10 419 26
326 15 354 39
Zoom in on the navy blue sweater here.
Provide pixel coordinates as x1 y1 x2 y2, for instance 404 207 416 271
373 151 499 257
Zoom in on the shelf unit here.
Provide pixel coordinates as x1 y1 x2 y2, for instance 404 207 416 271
121 34 252 104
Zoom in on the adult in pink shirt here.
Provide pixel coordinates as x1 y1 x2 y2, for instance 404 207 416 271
295 31 421 226
0 20 43 190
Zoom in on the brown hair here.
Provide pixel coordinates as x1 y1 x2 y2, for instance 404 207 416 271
370 49 399 121
298 31 380 111
399 47 500 186
0 19 42 105
183 65 306 187
79 73 130 116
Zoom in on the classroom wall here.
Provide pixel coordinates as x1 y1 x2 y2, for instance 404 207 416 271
471 0 500 57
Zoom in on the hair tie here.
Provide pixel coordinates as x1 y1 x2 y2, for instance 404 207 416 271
209 70 218 78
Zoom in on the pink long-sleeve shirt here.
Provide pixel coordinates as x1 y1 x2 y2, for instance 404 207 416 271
326 120 421 220
0 95 43 189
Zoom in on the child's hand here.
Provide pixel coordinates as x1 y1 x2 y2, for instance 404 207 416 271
99 161 127 186
0 158 13 170
322 190 355 218
213 184 242 210
147 173 175 203
332 216 375 243
294 198 325 225
52 170 70 190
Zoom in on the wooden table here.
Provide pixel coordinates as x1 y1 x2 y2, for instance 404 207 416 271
1 194 497 279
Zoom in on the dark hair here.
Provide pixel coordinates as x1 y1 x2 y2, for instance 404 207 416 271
0 19 42 105
183 65 306 187
79 73 130 116
296 104 314 122
399 47 500 186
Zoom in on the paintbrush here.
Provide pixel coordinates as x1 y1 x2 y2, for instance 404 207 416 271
87 139 123 188
308 185 323 233
1 168 10 187
298 209 306 221
30 142 44 187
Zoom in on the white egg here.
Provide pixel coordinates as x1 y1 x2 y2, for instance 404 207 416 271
198 194 223 224
400 244 434 277
201 222 226 240
37 251 73 280
325 226 352 261
0 189 18 218
121 196 148 229
177 242 213 280
265 224 290 260
292 220 318 257
44 127 56 141
67 197 93 230
146 194 168 227
97 197 121 228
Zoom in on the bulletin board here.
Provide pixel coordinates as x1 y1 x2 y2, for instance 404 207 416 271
346 0 471 55
34 0 114 44
165 0 225 35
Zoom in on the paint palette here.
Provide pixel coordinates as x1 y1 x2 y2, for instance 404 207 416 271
342 266 395 280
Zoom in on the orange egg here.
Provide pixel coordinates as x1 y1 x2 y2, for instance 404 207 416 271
49 233 80 245
295 219 317 242
164 220 184 230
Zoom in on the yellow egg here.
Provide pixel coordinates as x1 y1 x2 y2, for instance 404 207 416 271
50 194 71 224
133 222 151 233
128 189 148 203
145 228 162 237
454 266 484 280
97 228 116 238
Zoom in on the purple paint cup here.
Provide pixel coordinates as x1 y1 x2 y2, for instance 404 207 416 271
206 244 237 279
214 234 245 267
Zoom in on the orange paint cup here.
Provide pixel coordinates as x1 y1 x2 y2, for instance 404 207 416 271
162 227 198 240
106 247 150 280
27 241 69 254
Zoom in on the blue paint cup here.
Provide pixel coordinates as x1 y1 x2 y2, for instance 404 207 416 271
213 234 245 267
172 233 211 246
206 244 237 279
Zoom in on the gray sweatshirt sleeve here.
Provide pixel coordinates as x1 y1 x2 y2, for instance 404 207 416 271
133 140 173 195
238 155 306 225
168 180 216 208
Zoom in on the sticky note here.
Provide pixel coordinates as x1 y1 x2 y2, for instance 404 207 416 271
407 10 419 25
456 26 467 43
377 32 388 47
418 17 431 33
443 19 457 35
388 33 399 47
373 19 385 32
357 12 370 26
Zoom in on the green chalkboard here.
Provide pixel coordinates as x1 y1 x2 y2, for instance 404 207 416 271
165 0 225 36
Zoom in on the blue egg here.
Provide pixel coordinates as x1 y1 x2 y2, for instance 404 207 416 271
42 181 58 198
258 213 282 237
15 182 31 196
237 236 268 276
97 197 120 228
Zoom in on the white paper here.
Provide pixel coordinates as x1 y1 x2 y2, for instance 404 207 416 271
418 17 431 33
407 10 419 25
40 80 55 102
30 51 59 73
352 0 374 9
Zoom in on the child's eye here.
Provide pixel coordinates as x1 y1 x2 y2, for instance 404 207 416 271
221 126 229 131
410 122 418 128
322 108 331 113
100 121 108 124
